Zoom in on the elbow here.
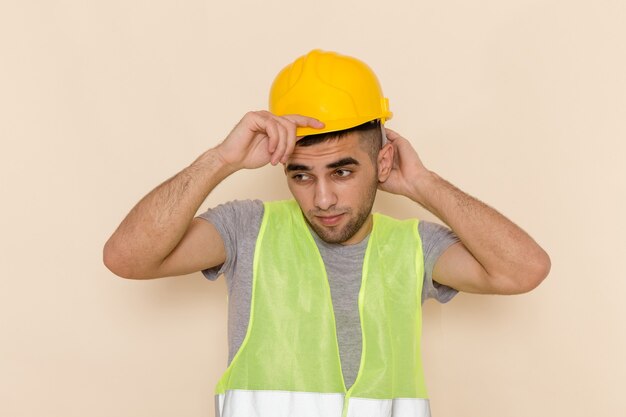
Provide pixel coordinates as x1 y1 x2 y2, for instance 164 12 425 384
529 248 551 290
102 239 142 280
516 248 552 294
492 248 551 295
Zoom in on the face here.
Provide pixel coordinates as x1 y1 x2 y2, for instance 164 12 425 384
285 132 380 245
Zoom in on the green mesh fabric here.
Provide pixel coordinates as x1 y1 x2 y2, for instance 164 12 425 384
215 200 427 401
216 200 345 394
348 213 427 400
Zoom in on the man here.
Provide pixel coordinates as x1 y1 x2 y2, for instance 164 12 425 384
103 50 550 417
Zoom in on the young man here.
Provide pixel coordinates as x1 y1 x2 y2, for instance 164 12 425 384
103 50 550 417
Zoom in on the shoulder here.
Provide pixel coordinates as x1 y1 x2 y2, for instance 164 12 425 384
418 220 459 247
197 199 264 225
373 212 420 230
195 200 266 282
371 213 457 247
374 213 460 303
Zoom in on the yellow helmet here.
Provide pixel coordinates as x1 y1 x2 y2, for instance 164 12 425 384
269 49 392 137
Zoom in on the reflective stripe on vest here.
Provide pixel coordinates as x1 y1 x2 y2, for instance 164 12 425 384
215 200 429 417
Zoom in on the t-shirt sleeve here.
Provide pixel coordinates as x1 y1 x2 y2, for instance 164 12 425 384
419 220 461 304
194 199 264 281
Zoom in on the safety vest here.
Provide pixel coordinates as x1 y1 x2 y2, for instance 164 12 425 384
214 200 430 417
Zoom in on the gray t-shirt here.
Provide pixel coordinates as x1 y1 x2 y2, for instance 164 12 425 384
196 199 460 389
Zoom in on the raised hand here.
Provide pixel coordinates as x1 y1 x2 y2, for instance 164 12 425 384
215 111 324 171
378 128 431 201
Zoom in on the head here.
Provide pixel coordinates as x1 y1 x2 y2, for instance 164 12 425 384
285 120 394 245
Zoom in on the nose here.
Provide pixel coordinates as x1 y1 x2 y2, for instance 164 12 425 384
314 179 337 211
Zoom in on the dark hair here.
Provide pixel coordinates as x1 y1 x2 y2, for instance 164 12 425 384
296 119 382 162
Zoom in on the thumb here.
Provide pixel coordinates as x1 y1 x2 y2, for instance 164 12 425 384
384 127 403 141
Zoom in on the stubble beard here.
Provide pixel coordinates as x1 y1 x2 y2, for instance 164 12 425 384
304 180 378 244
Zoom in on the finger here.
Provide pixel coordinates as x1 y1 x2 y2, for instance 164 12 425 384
275 117 298 163
271 122 289 165
265 118 280 155
281 114 325 129
246 111 277 140
246 110 272 132
384 127 402 141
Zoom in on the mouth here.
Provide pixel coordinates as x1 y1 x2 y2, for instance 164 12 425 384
315 213 345 226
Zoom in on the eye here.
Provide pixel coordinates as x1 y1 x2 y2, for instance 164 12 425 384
334 169 352 178
292 173 312 182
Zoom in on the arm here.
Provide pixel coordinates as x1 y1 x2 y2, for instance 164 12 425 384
378 128 551 295
103 111 324 279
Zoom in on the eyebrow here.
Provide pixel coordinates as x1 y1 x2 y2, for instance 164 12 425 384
285 163 311 172
327 157 360 169
286 157 360 172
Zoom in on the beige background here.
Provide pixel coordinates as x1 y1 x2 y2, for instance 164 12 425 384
1 1 624 416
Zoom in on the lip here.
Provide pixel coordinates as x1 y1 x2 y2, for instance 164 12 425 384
315 213 344 226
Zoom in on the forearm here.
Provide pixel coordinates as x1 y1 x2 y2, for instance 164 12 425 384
103 148 234 275
410 171 550 289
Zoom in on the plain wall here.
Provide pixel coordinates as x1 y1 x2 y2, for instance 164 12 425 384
1 1 624 416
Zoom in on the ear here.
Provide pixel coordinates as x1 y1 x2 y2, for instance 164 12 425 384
377 143 394 182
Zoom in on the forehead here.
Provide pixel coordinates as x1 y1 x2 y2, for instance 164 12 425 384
287 133 368 167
